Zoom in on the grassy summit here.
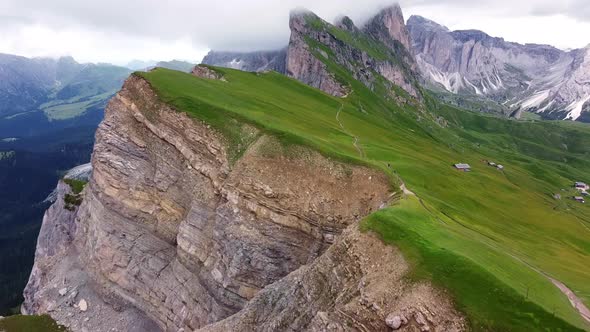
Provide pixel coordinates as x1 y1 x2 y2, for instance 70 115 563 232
140 66 590 331
0 315 66 332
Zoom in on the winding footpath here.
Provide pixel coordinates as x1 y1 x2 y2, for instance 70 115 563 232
548 277 590 324
336 104 365 159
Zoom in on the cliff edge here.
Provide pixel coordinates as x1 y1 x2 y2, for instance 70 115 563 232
23 74 464 331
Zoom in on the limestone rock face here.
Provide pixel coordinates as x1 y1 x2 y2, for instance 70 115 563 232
286 9 420 99
200 226 466 332
286 11 350 97
363 4 414 57
22 179 159 332
205 7 420 100
24 75 444 331
408 15 590 121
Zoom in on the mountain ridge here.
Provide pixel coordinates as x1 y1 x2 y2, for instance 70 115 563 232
407 15 590 121
203 5 421 99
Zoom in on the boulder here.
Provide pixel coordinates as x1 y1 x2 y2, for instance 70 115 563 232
78 299 88 312
385 313 402 330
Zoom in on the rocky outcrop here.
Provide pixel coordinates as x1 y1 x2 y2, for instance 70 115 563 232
285 11 350 97
407 15 590 121
191 65 226 80
200 226 465 332
286 9 420 99
362 4 415 64
200 7 420 100
23 75 424 331
201 49 287 74
44 163 93 204
23 180 160 332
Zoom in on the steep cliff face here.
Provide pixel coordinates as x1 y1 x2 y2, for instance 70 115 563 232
285 10 351 97
202 6 420 100
20 75 467 331
286 9 420 99
363 4 412 53
407 15 590 120
201 226 465 332
552 46 590 121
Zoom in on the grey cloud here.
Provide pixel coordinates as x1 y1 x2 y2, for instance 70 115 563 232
1 0 589 63
1 0 399 51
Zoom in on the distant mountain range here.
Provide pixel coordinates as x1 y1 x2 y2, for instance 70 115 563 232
201 15 590 122
202 50 287 73
407 16 590 121
0 54 131 121
125 59 195 72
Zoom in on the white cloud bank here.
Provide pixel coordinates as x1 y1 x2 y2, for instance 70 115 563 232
0 0 588 65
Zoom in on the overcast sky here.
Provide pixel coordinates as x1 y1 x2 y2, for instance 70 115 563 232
1 0 589 65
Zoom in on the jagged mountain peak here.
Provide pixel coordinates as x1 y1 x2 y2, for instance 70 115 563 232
289 7 319 23
407 15 449 32
285 5 420 98
408 14 590 121
288 8 326 34
334 15 357 32
451 29 496 43
363 3 412 53
205 5 420 99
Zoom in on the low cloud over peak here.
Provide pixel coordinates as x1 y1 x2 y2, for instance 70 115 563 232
0 0 589 64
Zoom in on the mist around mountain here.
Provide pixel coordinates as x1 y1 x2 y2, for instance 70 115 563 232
125 59 158 70
153 60 196 72
125 59 196 72
202 13 590 122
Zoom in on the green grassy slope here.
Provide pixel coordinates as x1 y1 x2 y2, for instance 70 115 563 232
41 64 131 120
0 315 66 332
139 67 590 331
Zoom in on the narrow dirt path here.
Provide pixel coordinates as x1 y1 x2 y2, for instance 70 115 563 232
486 242 590 324
496 251 590 324
421 195 590 324
336 104 365 158
399 182 415 196
548 277 590 324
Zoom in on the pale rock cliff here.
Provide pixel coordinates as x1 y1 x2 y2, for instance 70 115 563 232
203 6 420 99
363 4 412 53
407 15 590 121
285 10 350 97
286 9 420 99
